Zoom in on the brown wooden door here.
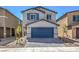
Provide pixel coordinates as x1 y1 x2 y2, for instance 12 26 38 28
76 28 79 38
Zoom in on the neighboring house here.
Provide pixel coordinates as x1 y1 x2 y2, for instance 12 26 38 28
22 6 58 39
0 7 21 38
57 10 79 39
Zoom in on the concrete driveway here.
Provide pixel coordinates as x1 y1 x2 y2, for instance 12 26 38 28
27 38 64 43
26 38 67 47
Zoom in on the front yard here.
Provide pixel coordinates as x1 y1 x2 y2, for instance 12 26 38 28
0 37 79 48
0 37 15 46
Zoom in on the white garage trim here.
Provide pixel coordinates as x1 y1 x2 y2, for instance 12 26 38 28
26 20 58 38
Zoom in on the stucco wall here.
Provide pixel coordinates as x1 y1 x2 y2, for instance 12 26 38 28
68 12 79 25
36 8 56 22
0 8 21 38
0 17 6 27
67 29 73 39
23 9 45 24
57 11 79 39
5 11 19 28
22 9 56 27
0 9 7 27
57 16 68 38
0 8 20 28
22 8 57 37
67 12 79 39
26 20 58 38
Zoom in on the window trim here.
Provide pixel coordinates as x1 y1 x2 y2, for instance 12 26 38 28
47 14 51 20
73 15 79 21
30 14 37 20
27 13 39 20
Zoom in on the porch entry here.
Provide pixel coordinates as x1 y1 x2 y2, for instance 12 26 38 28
76 28 79 38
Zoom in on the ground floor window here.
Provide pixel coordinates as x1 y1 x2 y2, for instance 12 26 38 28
6 27 10 37
0 27 4 38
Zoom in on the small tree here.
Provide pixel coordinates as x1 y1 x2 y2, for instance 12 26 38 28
63 25 68 38
16 25 22 44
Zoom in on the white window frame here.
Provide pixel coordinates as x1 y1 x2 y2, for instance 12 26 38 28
30 14 37 20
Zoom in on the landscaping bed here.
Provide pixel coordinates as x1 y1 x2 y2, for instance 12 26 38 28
59 38 78 43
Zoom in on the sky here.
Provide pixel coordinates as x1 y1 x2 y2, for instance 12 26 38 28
2 6 79 20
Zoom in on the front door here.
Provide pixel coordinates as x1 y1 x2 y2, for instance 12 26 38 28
76 28 79 38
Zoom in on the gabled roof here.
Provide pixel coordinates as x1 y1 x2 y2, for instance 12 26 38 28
22 6 57 14
26 19 59 26
57 10 79 22
0 7 22 22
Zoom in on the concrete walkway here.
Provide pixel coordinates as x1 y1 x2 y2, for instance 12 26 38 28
0 37 15 46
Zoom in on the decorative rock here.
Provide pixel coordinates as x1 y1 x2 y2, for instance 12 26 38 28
74 42 79 46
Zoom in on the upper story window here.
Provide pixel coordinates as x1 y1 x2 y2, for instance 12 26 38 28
27 13 39 20
73 15 79 21
30 14 36 20
47 14 51 20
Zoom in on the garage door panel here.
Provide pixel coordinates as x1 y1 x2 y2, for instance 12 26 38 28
31 27 54 38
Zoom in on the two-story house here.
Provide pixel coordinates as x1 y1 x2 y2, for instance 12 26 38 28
22 6 58 39
0 7 21 38
57 10 79 39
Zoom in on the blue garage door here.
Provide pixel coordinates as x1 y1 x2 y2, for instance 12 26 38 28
31 27 54 38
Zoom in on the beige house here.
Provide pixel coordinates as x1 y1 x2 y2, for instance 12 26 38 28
0 7 21 38
57 10 79 39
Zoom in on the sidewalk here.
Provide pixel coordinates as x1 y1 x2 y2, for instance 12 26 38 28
0 47 79 52
0 37 15 46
